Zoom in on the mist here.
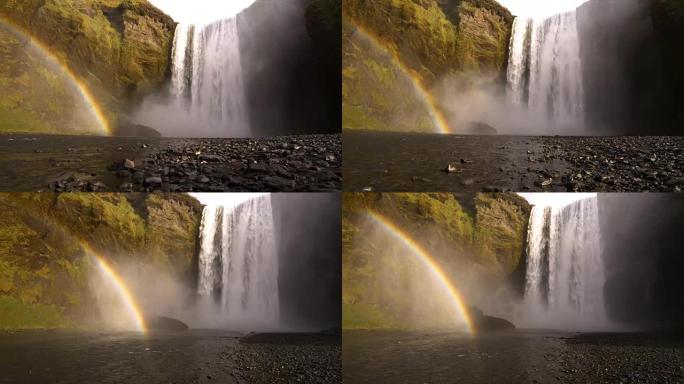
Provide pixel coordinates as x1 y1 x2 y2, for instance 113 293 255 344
271 193 342 331
598 194 684 330
345 193 684 334
89 193 341 333
430 0 676 136
132 0 340 138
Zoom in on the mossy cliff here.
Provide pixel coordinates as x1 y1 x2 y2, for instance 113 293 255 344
342 0 513 132
0 0 175 135
0 193 202 329
342 192 530 329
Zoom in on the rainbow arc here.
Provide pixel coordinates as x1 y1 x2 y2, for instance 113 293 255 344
368 211 474 333
347 21 453 134
0 16 111 135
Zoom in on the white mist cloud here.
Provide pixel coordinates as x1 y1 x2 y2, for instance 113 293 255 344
189 193 268 207
148 0 257 24
518 193 597 208
496 0 590 18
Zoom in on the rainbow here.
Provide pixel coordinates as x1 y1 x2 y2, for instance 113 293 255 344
0 16 111 135
368 211 474 332
87 246 146 333
346 21 452 134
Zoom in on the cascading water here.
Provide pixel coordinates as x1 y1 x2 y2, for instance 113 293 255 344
506 12 585 134
197 195 279 329
171 18 250 137
522 196 607 329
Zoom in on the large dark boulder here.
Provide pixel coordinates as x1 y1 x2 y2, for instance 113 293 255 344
468 306 516 331
146 316 189 331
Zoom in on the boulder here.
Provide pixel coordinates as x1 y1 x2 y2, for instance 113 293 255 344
467 306 515 331
145 316 189 331
465 122 498 135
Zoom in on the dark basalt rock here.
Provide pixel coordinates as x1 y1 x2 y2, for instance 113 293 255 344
146 316 189 331
114 124 163 138
465 122 498 135
468 306 515 331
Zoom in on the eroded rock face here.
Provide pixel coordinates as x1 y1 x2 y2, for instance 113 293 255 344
0 0 175 134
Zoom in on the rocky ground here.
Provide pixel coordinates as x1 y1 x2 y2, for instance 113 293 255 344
0 134 341 192
548 136 684 192
0 330 340 384
557 333 684 383
343 330 684 383
228 332 341 383
344 131 684 192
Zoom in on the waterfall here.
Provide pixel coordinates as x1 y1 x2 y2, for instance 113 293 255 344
506 12 585 134
197 195 279 329
171 18 250 137
523 197 607 329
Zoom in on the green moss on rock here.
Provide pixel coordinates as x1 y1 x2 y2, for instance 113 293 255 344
0 193 202 330
342 0 513 131
0 0 175 135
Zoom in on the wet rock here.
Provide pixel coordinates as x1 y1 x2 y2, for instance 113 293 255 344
444 164 459 173
263 176 295 190
199 154 222 162
145 177 162 185
123 159 135 170
145 316 189 331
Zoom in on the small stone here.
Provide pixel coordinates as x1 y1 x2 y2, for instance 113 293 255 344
249 163 271 173
199 154 222 162
123 159 135 170
445 164 459 173
145 177 162 185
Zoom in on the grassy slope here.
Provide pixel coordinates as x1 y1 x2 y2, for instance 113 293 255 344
342 192 530 330
0 193 202 330
0 0 175 135
342 0 513 132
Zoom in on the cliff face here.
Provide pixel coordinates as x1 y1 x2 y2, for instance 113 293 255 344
342 192 530 329
0 193 202 329
0 0 175 135
577 0 683 135
598 194 684 329
342 0 513 132
236 0 341 136
577 0 674 135
650 0 684 132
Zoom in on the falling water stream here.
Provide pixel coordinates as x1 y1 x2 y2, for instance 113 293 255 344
197 195 279 329
506 12 585 134
522 196 608 329
171 18 250 137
